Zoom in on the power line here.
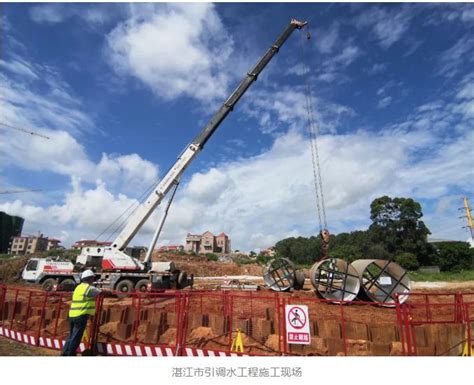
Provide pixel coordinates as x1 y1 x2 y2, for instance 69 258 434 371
0 189 43 194
0 122 50 140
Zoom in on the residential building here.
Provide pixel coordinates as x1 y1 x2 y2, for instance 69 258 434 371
185 234 202 253
10 234 48 255
261 246 276 257
0 211 24 254
185 231 231 254
215 233 231 253
47 238 62 251
71 240 112 250
200 231 215 253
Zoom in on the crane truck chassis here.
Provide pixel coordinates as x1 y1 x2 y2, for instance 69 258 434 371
21 256 191 292
20 19 308 292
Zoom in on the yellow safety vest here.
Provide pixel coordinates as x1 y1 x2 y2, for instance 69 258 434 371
69 283 96 318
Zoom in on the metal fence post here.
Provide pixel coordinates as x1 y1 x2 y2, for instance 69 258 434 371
36 291 48 346
9 288 19 328
24 291 33 332
340 303 347 356
52 292 62 339
466 304 472 356
0 285 7 326
89 294 104 355
133 293 142 344
395 293 406 356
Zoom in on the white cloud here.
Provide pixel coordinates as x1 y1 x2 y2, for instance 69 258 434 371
96 153 159 193
106 3 234 103
241 87 354 136
367 63 387 75
461 7 474 22
0 71 93 136
2 92 472 251
437 35 474 78
355 6 413 49
286 63 309 76
315 23 340 54
0 178 140 244
30 5 65 23
29 4 120 25
315 42 361 84
378 96 393 109
159 117 471 250
0 52 160 196
456 75 474 100
425 3 474 25
0 58 39 80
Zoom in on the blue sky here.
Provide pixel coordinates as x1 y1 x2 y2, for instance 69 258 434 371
0 2 473 251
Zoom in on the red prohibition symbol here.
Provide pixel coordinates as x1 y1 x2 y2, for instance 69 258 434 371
287 306 306 329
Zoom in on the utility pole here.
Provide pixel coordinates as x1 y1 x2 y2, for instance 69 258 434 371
460 197 474 240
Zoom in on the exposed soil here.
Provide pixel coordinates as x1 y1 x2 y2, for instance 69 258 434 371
0 337 57 356
0 256 29 284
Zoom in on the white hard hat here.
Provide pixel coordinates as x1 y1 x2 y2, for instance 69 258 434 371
81 270 95 280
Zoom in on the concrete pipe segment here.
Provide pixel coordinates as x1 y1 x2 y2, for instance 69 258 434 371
309 258 360 302
263 258 296 292
350 259 411 306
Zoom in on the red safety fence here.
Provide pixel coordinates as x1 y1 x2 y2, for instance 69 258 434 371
396 292 474 356
0 284 473 356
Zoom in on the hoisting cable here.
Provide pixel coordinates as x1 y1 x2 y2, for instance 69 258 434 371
95 179 157 241
95 154 188 242
143 176 181 268
300 24 330 260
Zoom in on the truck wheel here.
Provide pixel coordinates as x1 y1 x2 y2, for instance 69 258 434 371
42 278 56 292
135 279 149 292
58 279 76 292
115 279 133 293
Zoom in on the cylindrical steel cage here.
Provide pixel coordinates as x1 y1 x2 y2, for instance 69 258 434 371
263 258 296 292
350 259 411 306
309 258 360 302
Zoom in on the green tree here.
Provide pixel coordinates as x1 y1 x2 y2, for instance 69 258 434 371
394 252 420 271
369 196 432 261
274 236 320 264
433 242 473 272
205 253 218 262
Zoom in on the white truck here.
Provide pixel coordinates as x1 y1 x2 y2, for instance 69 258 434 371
21 251 189 292
21 19 308 292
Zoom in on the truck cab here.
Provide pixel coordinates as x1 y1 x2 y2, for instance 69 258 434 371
21 257 75 284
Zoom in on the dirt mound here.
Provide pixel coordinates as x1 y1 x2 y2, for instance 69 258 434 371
152 252 264 277
189 327 216 341
159 327 177 344
265 334 280 351
100 321 120 337
0 256 28 283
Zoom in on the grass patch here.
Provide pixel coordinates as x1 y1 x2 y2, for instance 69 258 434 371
408 270 474 282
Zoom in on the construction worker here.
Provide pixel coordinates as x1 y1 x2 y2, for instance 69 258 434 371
61 270 102 356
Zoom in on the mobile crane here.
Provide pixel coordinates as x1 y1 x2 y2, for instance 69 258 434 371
21 18 308 292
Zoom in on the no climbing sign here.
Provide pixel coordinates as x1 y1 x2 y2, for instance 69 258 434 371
285 305 310 345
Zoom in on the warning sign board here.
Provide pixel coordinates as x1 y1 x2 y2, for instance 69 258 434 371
285 305 310 345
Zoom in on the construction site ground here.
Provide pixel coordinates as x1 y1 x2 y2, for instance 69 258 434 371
1 253 473 356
